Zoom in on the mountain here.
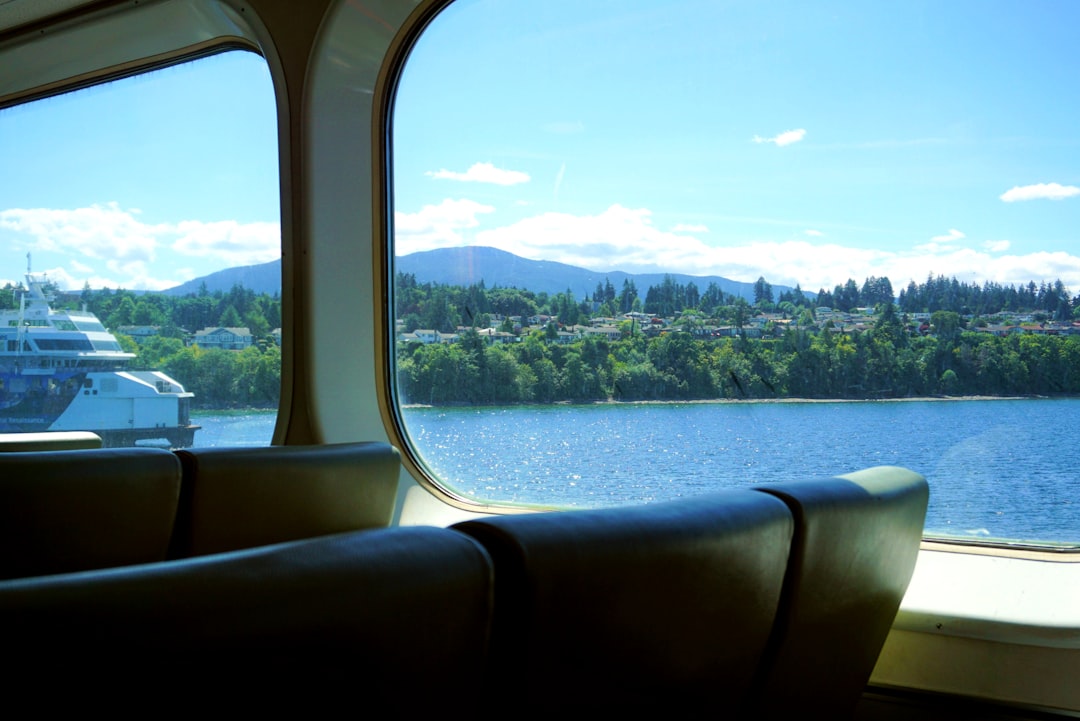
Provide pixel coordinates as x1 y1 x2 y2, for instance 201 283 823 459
160 246 801 302
163 260 282 296
396 246 769 302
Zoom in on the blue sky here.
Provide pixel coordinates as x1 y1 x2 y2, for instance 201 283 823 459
0 51 279 291
393 0 1080 295
2 0 1079 297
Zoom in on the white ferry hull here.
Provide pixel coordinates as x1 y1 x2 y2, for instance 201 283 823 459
49 371 199 448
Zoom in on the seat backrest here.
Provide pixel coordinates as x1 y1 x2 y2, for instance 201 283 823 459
0 431 103 452
170 441 400 557
452 489 794 714
0 526 494 710
0 447 181 579
748 465 929 720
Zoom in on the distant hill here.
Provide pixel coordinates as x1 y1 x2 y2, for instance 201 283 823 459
157 246 801 302
163 260 282 296
395 246 771 302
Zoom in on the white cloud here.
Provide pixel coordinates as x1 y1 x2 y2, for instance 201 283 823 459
752 129 806 147
29 262 178 293
0 202 160 262
932 228 966 243
1000 183 1080 202
171 220 280 265
804 229 824 237
426 162 531 186
403 202 1080 291
394 198 496 255
984 239 1011 253
672 223 709 233
0 203 281 289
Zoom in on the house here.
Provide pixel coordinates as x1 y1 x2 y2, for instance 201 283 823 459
115 325 161 344
192 326 254 350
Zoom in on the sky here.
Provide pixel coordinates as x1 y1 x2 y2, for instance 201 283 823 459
0 51 280 291
392 0 1080 295
2 0 1080 298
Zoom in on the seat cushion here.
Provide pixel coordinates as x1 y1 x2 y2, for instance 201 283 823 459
0 447 181 579
171 441 400 557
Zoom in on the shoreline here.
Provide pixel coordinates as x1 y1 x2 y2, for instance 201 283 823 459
402 394 1058 410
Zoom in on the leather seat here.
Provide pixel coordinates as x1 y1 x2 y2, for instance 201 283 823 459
170 441 401 557
453 489 794 715
748 465 929 719
0 446 181 579
0 526 494 711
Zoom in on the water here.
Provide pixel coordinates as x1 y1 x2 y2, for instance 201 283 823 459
190 410 278 447
189 400 1080 545
400 398 1080 545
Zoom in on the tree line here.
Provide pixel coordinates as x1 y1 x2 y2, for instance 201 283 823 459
396 271 1080 405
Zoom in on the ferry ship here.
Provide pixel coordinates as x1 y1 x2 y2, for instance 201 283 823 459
0 267 197 448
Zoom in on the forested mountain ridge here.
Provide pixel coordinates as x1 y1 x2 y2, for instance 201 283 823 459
394 246 774 302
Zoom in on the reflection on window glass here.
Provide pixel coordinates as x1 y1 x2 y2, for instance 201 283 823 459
0 51 281 448
393 0 1080 546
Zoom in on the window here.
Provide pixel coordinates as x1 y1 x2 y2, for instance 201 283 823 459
391 0 1080 547
0 51 281 448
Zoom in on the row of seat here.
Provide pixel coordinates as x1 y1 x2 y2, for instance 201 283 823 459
0 442 927 717
0 441 402 580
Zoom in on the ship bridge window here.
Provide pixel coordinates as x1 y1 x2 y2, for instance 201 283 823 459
34 338 94 351
389 0 1080 548
1 50 281 449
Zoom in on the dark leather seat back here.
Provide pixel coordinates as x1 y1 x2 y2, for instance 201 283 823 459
749 465 929 719
170 441 401 557
0 527 494 710
0 447 181 579
453 490 794 714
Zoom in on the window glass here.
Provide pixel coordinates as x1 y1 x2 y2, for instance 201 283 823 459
392 0 1080 546
0 51 281 448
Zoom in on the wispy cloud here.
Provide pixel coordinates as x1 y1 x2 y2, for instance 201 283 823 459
672 223 709 233
394 198 496 255
752 128 806 147
804 229 824 237
1000 182 1080 202
425 162 530 185
0 203 280 290
396 201 1080 291
984 240 1011 252
932 228 966 243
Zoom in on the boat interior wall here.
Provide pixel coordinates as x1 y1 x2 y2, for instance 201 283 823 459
0 430 103 452
169 441 401 558
749 466 930 720
0 446 181 580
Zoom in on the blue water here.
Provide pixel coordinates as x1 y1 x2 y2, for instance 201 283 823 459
400 398 1080 545
190 410 278 447
190 400 1080 545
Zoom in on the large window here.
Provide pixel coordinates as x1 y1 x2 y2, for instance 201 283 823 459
0 51 281 448
391 0 1080 547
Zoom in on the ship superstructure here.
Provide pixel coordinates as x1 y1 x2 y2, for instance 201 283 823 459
0 269 198 447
